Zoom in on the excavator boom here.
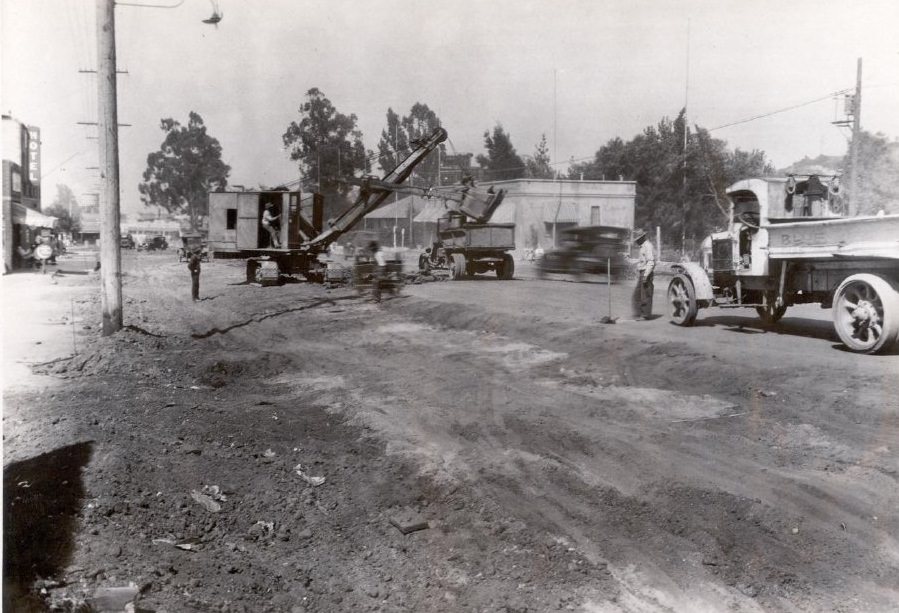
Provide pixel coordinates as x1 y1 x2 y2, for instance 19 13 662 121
304 127 447 249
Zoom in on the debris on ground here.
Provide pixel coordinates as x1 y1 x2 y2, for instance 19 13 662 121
389 507 431 535
295 464 326 486
190 489 222 513
88 584 140 612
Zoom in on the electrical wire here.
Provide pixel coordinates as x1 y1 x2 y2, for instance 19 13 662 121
709 89 853 131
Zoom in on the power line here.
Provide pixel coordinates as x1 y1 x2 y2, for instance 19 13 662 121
709 89 853 131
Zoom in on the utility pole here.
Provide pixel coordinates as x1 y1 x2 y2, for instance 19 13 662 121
97 0 122 335
848 57 862 217
681 18 690 256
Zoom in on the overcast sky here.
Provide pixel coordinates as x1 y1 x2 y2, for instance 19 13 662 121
2 0 898 215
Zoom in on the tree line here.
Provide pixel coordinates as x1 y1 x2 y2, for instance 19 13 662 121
130 88 898 239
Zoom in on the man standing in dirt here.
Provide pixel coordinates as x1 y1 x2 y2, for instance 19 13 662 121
188 248 202 302
370 240 386 303
632 230 655 320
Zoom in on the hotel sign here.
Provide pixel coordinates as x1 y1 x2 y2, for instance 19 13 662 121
27 126 40 185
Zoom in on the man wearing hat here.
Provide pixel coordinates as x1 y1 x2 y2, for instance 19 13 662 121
187 247 203 302
262 202 281 248
632 229 655 320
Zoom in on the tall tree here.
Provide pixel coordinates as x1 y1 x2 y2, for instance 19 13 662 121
377 102 444 186
138 112 230 230
476 124 525 181
569 109 775 249
524 133 554 179
283 88 370 220
842 130 899 215
44 184 81 233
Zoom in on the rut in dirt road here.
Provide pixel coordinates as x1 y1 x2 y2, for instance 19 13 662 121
219 294 899 612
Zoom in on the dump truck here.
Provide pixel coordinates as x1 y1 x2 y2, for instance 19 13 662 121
667 174 899 353
417 181 513 280
207 128 447 284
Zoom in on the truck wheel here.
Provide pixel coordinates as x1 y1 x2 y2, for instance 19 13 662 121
668 274 698 326
449 254 466 280
756 292 788 324
832 273 899 354
497 254 514 280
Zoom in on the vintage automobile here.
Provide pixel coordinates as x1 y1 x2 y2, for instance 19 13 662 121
120 234 135 249
536 225 632 281
145 235 169 251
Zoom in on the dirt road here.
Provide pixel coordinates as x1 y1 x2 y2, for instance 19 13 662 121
4 252 898 612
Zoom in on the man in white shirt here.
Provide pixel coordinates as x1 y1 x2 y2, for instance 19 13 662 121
632 230 655 320
370 240 386 303
261 203 281 248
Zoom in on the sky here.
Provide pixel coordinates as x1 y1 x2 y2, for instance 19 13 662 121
2 0 898 215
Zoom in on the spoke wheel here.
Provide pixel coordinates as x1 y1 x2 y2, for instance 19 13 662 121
756 292 788 324
668 274 698 326
832 274 899 353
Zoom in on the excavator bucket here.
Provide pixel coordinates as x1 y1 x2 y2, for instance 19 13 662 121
457 187 506 223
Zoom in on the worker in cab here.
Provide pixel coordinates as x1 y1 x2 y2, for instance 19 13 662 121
262 202 281 248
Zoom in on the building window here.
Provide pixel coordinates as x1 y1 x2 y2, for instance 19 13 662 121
590 206 602 225
226 208 237 230
11 170 21 194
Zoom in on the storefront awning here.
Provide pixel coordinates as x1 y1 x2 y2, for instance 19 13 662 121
542 202 580 223
12 203 58 228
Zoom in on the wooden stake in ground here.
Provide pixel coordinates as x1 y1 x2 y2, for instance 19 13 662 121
601 257 616 324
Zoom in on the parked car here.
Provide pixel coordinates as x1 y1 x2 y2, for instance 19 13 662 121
145 235 168 251
120 234 135 249
536 225 633 281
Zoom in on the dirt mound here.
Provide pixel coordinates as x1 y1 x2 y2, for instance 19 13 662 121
33 327 170 379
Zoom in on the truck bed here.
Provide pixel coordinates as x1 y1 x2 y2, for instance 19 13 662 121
439 223 515 250
766 214 899 260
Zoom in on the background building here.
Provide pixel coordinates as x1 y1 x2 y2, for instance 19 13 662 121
3 114 54 272
406 178 636 255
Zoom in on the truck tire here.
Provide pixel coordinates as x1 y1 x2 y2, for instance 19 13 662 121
832 273 899 354
497 253 514 280
667 274 698 326
449 254 466 280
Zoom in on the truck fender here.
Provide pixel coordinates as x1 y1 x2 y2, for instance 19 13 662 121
671 262 714 301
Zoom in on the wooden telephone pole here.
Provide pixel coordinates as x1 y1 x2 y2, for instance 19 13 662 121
848 57 862 217
97 0 123 335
